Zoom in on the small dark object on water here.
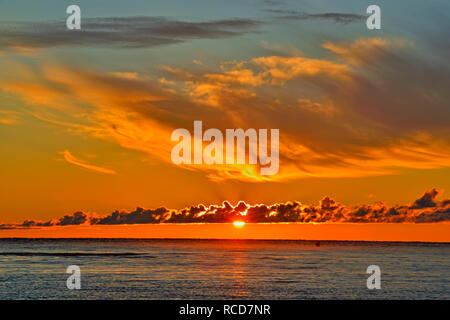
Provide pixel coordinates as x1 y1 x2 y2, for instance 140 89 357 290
315 241 320 247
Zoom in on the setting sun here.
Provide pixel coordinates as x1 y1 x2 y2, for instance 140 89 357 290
233 221 245 228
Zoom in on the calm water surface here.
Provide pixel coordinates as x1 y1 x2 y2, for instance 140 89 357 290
0 239 448 299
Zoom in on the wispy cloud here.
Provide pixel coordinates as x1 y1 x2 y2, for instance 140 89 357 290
0 16 262 50
62 150 117 175
265 9 365 24
2 37 450 182
0 110 21 125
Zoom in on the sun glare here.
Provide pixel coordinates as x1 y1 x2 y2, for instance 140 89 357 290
233 221 245 227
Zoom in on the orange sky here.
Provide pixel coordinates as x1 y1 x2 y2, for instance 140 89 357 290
1 223 449 242
1 2 450 241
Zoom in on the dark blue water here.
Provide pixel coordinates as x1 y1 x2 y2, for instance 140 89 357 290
0 239 448 299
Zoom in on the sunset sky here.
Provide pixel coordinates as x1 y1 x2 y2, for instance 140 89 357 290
0 0 449 241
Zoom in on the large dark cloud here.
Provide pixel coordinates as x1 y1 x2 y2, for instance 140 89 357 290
91 207 168 225
0 16 261 49
1 189 449 230
410 189 439 209
56 211 88 226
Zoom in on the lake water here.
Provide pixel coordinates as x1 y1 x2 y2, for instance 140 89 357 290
0 239 448 299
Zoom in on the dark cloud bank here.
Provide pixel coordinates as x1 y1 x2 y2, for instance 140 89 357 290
1 189 449 230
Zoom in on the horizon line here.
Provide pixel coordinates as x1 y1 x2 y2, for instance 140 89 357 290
1 237 449 244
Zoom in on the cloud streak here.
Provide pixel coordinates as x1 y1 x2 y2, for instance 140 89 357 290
63 150 117 175
0 16 261 50
0 110 21 125
266 9 365 24
1 189 449 229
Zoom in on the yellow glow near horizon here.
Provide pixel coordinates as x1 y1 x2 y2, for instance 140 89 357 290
233 221 245 227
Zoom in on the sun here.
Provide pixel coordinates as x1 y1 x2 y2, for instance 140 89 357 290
233 221 245 227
